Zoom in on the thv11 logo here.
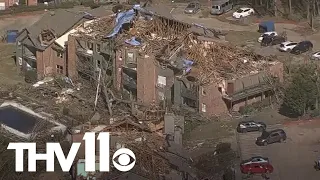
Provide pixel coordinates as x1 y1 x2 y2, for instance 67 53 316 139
7 132 136 172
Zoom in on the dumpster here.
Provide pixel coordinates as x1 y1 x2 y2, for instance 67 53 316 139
7 30 19 43
258 21 275 33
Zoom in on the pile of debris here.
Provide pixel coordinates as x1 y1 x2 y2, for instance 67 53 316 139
182 33 277 84
73 16 115 40
111 8 278 85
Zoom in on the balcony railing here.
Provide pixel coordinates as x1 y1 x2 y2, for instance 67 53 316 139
123 76 137 91
181 88 198 101
23 54 36 60
76 48 93 57
223 82 272 102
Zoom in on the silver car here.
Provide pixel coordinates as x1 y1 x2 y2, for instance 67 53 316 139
184 2 201 14
211 0 233 15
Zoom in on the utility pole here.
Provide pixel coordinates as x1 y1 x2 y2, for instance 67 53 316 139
288 0 292 15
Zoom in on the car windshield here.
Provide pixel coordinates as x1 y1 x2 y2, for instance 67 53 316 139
261 131 270 138
187 4 195 8
212 5 219 9
237 9 243 13
288 43 297 46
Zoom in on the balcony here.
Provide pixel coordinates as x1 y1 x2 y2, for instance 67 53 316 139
76 48 93 57
181 88 198 101
223 82 273 102
123 75 137 91
23 54 36 60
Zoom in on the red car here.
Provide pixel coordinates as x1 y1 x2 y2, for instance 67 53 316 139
240 162 274 174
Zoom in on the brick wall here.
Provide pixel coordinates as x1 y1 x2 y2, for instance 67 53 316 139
197 62 284 115
67 35 77 79
114 49 124 91
137 55 157 105
27 0 37 6
268 62 284 83
199 83 229 117
4 0 15 7
36 44 67 80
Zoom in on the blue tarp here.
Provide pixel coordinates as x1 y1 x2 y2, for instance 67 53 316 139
259 21 275 32
106 9 136 38
183 59 194 73
125 37 141 46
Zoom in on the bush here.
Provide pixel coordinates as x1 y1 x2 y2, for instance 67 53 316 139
239 105 255 115
25 70 37 83
310 110 320 118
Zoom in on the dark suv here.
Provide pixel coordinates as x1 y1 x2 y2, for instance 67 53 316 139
256 129 287 146
261 36 286 46
237 121 266 133
290 41 313 55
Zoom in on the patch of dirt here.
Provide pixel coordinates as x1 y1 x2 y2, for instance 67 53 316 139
0 44 24 86
225 31 260 46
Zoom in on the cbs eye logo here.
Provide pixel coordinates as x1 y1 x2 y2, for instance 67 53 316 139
112 148 136 172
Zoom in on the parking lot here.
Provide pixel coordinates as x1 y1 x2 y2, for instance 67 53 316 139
237 121 320 180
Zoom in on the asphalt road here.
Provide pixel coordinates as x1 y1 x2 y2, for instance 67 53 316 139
236 123 320 180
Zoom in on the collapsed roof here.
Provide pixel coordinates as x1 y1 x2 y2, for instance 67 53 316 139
70 4 278 84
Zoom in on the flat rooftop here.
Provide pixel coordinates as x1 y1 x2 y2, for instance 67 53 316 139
0 106 40 133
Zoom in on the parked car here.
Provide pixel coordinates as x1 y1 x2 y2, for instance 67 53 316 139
311 52 320 60
240 162 274 174
290 41 313 55
241 156 269 165
237 121 266 133
184 2 201 14
258 31 278 42
256 129 287 146
232 8 254 19
211 0 233 15
278 41 298 52
261 35 286 46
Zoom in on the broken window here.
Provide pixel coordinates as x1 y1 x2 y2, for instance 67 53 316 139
56 65 63 74
96 60 101 70
56 51 63 58
126 51 136 64
96 44 101 53
158 91 165 100
17 41 21 49
87 42 93 50
18 57 22 66
201 103 206 112
157 76 166 88
201 87 206 95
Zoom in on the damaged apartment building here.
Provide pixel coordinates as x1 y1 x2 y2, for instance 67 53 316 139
15 7 113 82
97 5 284 117
16 5 284 117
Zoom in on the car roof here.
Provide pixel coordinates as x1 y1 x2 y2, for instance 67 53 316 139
268 129 285 133
250 156 266 159
240 7 250 10
264 31 277 34
239 120 255 123
299 40 312 44
282 41 297 45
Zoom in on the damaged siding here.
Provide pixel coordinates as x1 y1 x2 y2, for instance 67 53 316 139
137 55 157 105
67 35 77 79
199 84 228 116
